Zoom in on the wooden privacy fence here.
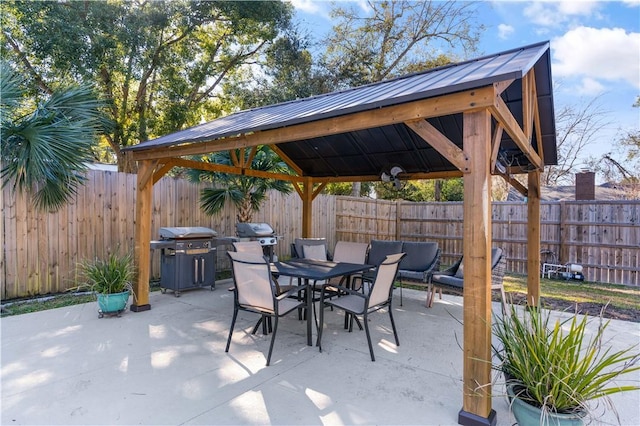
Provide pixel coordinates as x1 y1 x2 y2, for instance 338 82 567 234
1 170 638 299
335 198 639 286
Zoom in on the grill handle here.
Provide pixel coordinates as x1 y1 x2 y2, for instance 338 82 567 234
200 258 205 283
193 257 199 285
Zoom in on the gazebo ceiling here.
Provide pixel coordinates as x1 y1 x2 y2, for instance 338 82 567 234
127 41 556 179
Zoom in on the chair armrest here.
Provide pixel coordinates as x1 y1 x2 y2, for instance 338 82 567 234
320 283 365 299
276 284 309 301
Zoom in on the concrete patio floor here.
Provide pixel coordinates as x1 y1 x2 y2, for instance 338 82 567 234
2 280 639 425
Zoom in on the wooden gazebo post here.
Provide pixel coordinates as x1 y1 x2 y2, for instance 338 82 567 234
458 109 496 425
131 159 154 312
527 170 541 306
301 176 313 238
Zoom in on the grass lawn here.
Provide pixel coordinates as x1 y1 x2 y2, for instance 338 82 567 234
503 274 640 312
2 275 639 320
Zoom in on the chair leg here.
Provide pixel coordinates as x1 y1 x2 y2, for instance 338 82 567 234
317 301 325 350
266 316 278 366
363 312 375 362
226 307 238 352
388 305 400 347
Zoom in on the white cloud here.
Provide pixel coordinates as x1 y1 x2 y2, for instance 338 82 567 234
576 77 605 95
524 1 601 27
498 23 515 40
552 27 640 90
289 0 321 15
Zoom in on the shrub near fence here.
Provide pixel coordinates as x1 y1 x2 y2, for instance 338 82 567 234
1 170 638 299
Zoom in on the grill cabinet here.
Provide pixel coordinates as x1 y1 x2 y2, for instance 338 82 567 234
154 227 217 296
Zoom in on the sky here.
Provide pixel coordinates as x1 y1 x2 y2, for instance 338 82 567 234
289 0 640 177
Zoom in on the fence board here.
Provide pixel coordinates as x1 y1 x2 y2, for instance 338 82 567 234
2 171 639 299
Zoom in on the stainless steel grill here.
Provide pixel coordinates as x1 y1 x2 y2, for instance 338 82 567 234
235 222 279 261
152 227 218 296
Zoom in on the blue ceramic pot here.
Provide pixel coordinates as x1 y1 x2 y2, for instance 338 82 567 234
507 384 585 426
97 291 130 315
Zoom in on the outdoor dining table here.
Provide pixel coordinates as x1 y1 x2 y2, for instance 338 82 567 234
271 258 373 346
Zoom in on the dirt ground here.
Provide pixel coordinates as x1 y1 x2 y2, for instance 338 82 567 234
503 293 640 323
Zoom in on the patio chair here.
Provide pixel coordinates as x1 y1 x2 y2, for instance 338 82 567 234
292 238 329 259
317 252 405 362
354 239 403 293
232 241 265 257
428 247 507 312
314 240 370 301
226 251 308 366
396 241 441 306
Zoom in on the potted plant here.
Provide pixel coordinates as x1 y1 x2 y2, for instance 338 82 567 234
80 251 135 318
492 304 639 426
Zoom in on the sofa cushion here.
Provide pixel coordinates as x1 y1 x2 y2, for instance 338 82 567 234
431 274 464 289
398 269 426 282
400 241 438 271
367 239 403 266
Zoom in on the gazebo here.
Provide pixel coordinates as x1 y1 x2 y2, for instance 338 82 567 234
125 41 557 426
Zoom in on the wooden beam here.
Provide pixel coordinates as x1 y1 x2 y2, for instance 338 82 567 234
494 79 514 95
269 144 304 176
137 159 159 190
152 160 175 185
170 157 303 183
301 177 313 237
459 109 495 426
293 182 304 199
405 120 471 173
130 87 496 161
490 125 504 173
131 159 154 312
229 149 240 167
527 170 541 307
496 171 528 197
312 182 327 200
490 95 543 170
315 170 463 183
246 146 258 168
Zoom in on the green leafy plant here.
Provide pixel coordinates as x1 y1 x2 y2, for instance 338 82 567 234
80 252 135 295
493 304 640 418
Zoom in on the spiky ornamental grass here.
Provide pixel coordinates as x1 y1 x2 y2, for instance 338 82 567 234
493 304 640 417
80 251 135 295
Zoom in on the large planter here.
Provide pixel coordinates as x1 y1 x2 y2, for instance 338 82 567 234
507 384 585 426
97 291 130 317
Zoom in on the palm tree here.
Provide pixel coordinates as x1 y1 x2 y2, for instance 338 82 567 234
1 61 106 211
188 146 293 222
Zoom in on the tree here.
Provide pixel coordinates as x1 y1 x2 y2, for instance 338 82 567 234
321 0 481 89
0 61 107 211
1 1 293 171
588 96 640 197
543 95 610 185
319 0 482 196
187 146 293 222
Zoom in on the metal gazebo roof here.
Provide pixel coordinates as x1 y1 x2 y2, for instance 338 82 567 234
127 41 556 180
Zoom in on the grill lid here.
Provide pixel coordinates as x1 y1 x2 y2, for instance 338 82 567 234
160 226 217 239
236 222 274 237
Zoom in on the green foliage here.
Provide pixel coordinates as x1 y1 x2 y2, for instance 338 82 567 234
1 0 293 168
0 61 107 211
80 252 135 295
374 178 464 201
323 182 375 197
188 146 293 222
493 305 640 415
